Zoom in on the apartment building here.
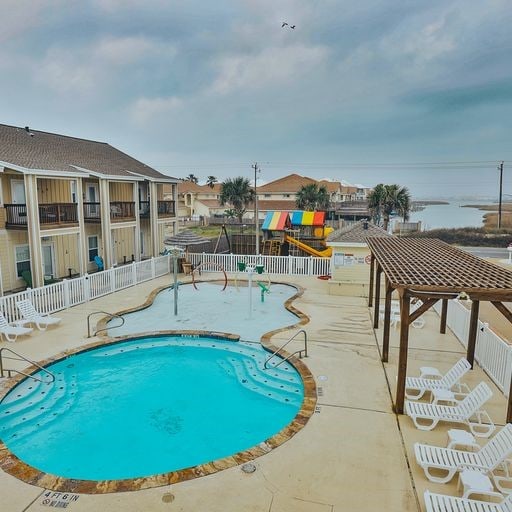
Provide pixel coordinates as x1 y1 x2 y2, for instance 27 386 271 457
0 124 178 294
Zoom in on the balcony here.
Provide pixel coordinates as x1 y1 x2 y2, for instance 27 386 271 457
157 200 175 217
84 202 101 222
5 203 78 229
110 201 135 222
139 201 150 218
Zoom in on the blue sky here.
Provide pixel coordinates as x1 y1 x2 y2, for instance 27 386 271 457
1 0 512 199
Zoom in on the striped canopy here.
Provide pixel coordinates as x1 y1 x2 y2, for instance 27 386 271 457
262 211 326 231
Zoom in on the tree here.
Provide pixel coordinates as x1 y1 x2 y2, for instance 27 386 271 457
295 184 330 211
206 175 218 188
219 177 255 223
367 183 412 230
184 173 198 184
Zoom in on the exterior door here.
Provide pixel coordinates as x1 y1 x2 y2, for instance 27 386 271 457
87 183 99 217
11 180 27 224
42 244 56 278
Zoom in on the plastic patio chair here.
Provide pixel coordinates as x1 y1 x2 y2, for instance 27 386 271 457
414 423 512 484
405 381 495 437
405 358 472 400
0 311 33 342
424 490 512 512
94 255 104 271
16 299 62 331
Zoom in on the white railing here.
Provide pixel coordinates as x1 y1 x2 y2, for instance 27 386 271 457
187 253 331 276
435 300 512 397
0 255 171 324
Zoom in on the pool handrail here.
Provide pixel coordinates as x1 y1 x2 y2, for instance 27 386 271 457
263 329 308 370
87 311 125 338
0 346 55 384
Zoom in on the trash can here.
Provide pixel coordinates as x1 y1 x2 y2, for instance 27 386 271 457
237 262 246 271
255 265 264 274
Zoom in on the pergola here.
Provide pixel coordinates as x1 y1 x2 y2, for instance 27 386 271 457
366 237 512 420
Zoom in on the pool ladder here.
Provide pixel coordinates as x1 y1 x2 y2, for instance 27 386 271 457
0 347 55 383
87 311 125 338
263 329 308 370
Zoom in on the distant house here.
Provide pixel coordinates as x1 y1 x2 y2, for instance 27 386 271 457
169 181 225 220
0 124 178 293
326 220 391 297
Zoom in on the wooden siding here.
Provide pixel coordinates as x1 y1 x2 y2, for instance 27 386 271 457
37 178 73 203
110 182 134 201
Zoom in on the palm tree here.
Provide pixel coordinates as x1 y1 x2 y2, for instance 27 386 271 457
295 184 330 211
367 184 411 230
184 173 198 184
219 177 255 223
206 176 218 189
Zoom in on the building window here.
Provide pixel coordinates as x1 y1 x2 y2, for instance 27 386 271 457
264 194 271 198
88 236 99 262
15 245 30 277
283 194 290 198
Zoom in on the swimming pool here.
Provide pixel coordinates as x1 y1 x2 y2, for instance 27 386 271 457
0 334 304 482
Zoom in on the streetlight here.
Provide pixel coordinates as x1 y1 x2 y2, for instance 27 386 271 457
252 163 261 255
164 244 185 316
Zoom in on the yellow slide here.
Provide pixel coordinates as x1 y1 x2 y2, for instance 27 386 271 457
285 234 332 258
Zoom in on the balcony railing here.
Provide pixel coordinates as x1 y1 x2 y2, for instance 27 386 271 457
110 201 135 221
5 203 78 228
157 200 175 217
84 202 101 222
139 201 150 218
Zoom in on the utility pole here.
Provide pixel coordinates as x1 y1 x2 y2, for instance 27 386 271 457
498 161 504 229
252 163 260 254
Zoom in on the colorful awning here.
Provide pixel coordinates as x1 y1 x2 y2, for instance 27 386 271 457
262 211 291 231
290 211 325 226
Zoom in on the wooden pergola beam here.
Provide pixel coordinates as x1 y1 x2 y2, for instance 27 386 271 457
408 298 438 324
491 301 512 325
373 264 382 329
395 291 410 414
466 300 480 368
440 299 448 334
382 279 393 363
368 254 375 308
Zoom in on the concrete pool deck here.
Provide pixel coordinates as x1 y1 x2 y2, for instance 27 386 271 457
0 274 509 511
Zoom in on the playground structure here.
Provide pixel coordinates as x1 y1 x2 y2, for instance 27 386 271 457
261 211 334 258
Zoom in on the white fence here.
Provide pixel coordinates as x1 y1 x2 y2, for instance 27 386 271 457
187 253 331 276
0 255 171 323
434 300 512 397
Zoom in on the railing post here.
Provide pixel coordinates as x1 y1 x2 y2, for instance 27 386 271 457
63 279 70 308
151 257 156 279
84 274 91 302
110 268 116 294
132 261 138 285
288 255 292 275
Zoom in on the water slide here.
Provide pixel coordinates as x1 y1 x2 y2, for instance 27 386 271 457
284 234 332 258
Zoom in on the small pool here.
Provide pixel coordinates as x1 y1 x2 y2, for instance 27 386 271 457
110 282 301 341
0 335 303 481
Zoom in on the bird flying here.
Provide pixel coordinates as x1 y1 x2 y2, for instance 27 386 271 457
281 22 288 28
290 25 296 29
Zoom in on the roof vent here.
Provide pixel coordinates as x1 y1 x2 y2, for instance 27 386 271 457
363 219 369 230
24 126 34 137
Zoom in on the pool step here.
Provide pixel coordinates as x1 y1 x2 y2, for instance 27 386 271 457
0 372 78 441
217 358 302 406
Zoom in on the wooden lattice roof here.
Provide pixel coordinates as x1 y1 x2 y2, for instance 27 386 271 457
367 237 512 299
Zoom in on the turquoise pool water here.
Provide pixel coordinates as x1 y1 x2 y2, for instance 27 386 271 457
110 282 300 341
0 335 303 481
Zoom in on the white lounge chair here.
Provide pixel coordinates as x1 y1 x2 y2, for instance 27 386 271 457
405 381 495 437
16 300 61 331
0 312 33 342
424 490 512 512
414 423 512 484
405 358 472 400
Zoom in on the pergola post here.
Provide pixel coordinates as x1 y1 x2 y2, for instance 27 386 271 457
440 298 448 334
467 300 480 368
507 378 512 424
382 279 393 363
373 265 382 329
368 254 375 307
395 291 410 414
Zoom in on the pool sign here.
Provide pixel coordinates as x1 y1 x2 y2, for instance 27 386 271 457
40 491 80 508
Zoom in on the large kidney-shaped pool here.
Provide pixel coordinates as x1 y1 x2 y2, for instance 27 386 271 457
0 334 304 482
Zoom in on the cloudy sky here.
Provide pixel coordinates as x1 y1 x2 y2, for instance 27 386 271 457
1 0 512 199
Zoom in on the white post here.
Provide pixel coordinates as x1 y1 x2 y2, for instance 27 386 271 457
151 257 156 279
63 279 70 308
248 267 253 319
132 261 137 285
84 273 91 302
